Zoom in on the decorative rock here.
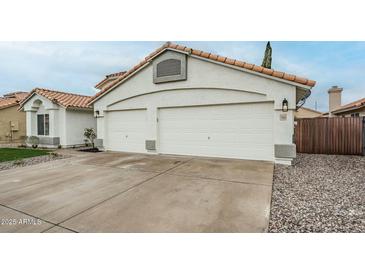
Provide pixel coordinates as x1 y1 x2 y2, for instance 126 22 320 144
269 154 365 233
0 154 69 171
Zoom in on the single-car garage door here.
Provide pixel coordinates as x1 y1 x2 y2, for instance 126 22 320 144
158 102 274 161
106 109 147 153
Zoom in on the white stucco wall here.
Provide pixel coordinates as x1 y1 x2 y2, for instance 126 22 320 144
65 109 97 146
93 51 310 163
23 94 96 147
23 94 61 142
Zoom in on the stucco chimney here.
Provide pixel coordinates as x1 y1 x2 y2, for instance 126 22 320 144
328 86 343 115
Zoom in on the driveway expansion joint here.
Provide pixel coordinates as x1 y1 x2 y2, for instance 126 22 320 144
166 172 272 187
41 225 78 233
0 203 58 227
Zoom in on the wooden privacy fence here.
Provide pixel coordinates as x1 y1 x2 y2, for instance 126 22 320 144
295 117 365 155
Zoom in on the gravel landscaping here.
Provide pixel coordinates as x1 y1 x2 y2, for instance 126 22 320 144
0 153 69 171
269 153 365 232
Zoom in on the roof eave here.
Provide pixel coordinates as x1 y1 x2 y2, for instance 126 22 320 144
18 90 38 111
89 60 154 105
66 106 93 111
332 104 365 114
0 103 18 110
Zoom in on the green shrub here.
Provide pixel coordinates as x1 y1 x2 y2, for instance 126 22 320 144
84 128 97 148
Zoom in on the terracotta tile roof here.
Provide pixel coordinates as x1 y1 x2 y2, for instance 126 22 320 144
19 88 93 110
332 97 365 113
89 42 316 104
0 92 29 110
95 71 126 89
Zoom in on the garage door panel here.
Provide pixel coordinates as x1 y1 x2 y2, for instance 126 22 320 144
161 132 273 144
161 120 273 131
160 143 273 159
106 110 147 153
158 103 274 161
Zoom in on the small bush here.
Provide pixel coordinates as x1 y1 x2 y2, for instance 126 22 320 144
84 128 97 149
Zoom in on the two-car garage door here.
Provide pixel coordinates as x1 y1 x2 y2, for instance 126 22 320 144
158 103 274 161
106 102 274 161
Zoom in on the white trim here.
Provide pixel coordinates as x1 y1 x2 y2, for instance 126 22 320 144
104 107 147 112
156 100 274 110
106 87 267 108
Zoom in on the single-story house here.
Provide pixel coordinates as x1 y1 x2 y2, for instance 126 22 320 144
0 92 28 144
90 42 316 165
19 88 96 148
324 85 365 117
295 106 323 119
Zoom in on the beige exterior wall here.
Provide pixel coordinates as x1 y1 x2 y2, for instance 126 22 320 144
295 107 323 119
0 105 26 143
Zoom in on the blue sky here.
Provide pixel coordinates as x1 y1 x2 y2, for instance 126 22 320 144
0 41 364 112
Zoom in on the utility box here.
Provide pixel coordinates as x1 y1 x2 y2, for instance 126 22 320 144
10 121 19 131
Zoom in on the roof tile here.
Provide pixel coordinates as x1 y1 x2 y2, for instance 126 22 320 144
272 71 285 78
19 88 92 110
0 92 28 110
217 56 226 62
262 68 274 75
283 73 296 81
243 63 254 69
200 51 210 58
225 58 235 65
176 45 186 51
192 49 202 56
234 60 245 67
333 97 365 113
252 65 264 73
209 54 218 61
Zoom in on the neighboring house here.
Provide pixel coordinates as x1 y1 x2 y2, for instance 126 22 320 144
295 106 323 119
325 86 365 117
90 42 316 165
95 71 126 90
19 88 96 148
0 92 28 143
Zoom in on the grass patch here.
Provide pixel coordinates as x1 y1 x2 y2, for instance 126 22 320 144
0 148 50 162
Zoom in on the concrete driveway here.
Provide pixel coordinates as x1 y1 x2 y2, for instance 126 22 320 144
0 151 273 232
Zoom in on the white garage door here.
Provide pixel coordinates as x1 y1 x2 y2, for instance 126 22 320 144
106 110 147 153
158 103 274 161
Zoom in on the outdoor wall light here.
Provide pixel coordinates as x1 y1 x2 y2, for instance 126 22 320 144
282 98 288 112
95 110 100 117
